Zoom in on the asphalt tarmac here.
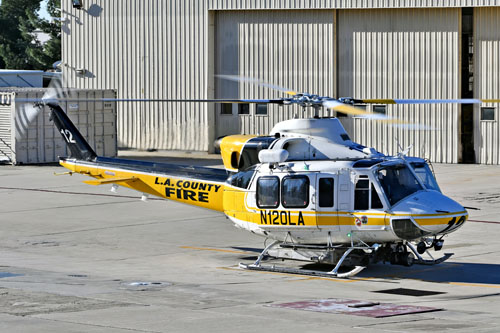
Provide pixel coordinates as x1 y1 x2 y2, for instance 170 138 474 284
1 154 500 332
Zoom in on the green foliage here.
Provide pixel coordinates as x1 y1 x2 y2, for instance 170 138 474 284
0 0 61 70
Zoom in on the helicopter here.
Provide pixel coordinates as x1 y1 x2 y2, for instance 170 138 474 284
19 79 480 278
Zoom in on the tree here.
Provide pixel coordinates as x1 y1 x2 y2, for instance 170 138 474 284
0 0 60 70
29 0 61 68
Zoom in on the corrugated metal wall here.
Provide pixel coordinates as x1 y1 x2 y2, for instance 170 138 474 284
62 1 500 163
338 8 461 163
209 0 500 10
475 7 500 164
0 93 14 162
215 10 336 136
61 1 212 151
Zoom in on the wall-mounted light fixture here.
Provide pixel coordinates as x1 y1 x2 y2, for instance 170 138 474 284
75 68 87 75
72 0 83 9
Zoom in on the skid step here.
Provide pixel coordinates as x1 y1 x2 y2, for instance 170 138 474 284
414 253 453 265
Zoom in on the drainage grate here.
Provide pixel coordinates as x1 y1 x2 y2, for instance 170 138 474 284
373 288 446 297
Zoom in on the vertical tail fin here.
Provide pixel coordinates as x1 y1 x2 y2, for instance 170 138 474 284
47 103 97 161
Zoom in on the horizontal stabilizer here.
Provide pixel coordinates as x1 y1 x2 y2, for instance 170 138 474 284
83 177 137 185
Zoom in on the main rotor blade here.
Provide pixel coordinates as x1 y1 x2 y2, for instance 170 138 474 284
105 98 285 104
354 98 500 104
16 97 286 104
323 100 433 128
322 100 389 120
216 75 297 96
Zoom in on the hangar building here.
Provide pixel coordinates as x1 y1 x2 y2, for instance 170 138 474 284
61 1 500 164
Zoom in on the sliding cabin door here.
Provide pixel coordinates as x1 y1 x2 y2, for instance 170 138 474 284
316 174 339 232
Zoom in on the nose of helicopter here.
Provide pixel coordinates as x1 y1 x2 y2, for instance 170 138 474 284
391 190 468 236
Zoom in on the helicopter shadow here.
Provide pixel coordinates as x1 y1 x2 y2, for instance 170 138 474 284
357 261 500 285
231 246 500 285
231 247 500 285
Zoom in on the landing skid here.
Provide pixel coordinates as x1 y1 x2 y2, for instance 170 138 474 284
239 263 365 279
238 240 367 278
238 240 453 279
406 242 453 265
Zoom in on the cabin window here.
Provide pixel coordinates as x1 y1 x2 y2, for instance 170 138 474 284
282 176 309 208
319 178 334 207
354 179 370 210
371 184 383 209
257 176 280 208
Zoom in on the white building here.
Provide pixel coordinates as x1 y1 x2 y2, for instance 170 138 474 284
61 1 500 164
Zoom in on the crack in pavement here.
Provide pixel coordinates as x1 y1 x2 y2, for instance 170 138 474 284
1 200 138 214
31 215 220 236
32 317 163 333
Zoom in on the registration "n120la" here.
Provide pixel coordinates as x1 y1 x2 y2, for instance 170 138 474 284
260 210 305 225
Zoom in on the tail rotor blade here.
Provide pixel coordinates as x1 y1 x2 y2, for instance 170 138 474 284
15 74 64 139
15 102 43 140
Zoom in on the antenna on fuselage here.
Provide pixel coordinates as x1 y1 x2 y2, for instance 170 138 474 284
395 138 413 158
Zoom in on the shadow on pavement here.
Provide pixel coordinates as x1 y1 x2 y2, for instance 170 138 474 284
358 261 500 285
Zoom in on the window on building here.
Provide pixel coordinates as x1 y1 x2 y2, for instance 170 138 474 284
220 103 233 115
354 179 370 210
371 184 383 209
481 107 495 121
373 105 386 115
257 176 279 208
256 103 268 115
282 176 309 208
238 103 250 115
319 178 334 207
339 104 366 118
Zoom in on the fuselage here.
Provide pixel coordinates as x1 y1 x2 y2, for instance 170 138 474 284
61 154 468 246
53 104 467 247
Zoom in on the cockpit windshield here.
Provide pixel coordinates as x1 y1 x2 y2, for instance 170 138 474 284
410 162 441 192
377 164 423 206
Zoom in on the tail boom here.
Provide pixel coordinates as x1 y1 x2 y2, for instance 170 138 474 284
60 157 226 212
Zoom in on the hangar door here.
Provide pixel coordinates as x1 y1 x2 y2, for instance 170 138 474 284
338 8 461 164
474 7 500 164
214 10 336 138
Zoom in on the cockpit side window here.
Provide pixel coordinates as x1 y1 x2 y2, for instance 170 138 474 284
355 179 370 210
371 184 383 209
355 178 385 210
